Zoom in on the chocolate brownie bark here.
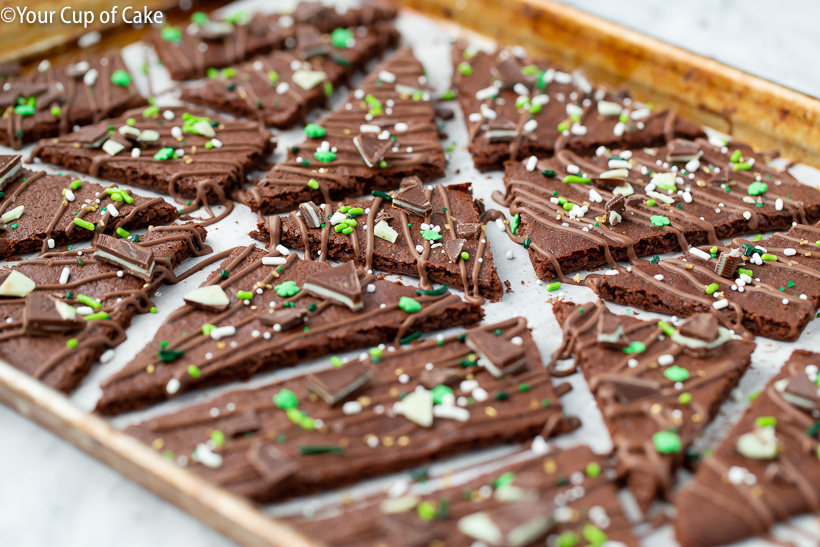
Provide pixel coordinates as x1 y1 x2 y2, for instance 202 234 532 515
552 301 755 511
291 445 637 546
675 350 820 547
0 224 209 392
0 156 178 258
246 47 446 215
495 138 820 281
587 224 820 341
30 106 274 206
252 181 503 303
149 1 397 81
97 244 484 414
0 54 146 149
125 318 577 502
180 22 400 128
452 43 704 172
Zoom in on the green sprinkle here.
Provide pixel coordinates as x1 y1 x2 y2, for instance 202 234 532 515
157 348 184 362
416 285 449 296
417 500 436 521
756 416 777 428
732 162 752 171
161 26 182 43
523 237 531 249
650 215 671 227
747 181 768 196
115 227 130 238
330 27 354 48
371 190 393 201
210 430 225 447
187 365 201 378
201 324 216 336
664 366 690 382
582 524 608 547
83 311 109 321
220 269 230 279
494 471 516 489
76 294 101 309
652 431 682 454
298 444 343 455
546 281 561 292
399 296 422 314
679 392 692 404
657 320 676 336
236 290 253 300
274 280 300 297
330 356 344 368
460 251 470 260
645 199 656 207
557 121 570 133
421 230 442 241
150 307 157 314
50 106 62 117
705 283 720 295
762 253 777 261
431 385 454 405
511 214 520 234
586 462 601 478
315 150 336 163
457 62 473 75
307 178 320 190
730 149 742 163
563 175 591 184
555 532 579 547
738 268 753 277
66 338 78 348
153 147 176 161
623 341 646 354
273 389 299 410
110 70 132 87
304 123 326 138
14 104 35 117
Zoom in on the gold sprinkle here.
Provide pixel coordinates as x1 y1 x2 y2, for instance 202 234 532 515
573 273 581 283
692 414 702 422
217 342 226 350
338 438 349 449
382 436 394 447
358 396 371 407
485 406 498 417
751 485 763 497
250 305 257 310
395 368 404 376
389 387 399 398
191 145 197 155
398 436 410 446
530 399 539 410
146 364 155 374
697 180 706 187
151 438 164 450
543 458 557 474
444 224 451 230
697 370 706 377
650 403 662 415
684 264 694 270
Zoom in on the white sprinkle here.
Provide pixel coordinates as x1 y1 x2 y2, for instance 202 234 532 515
472 387 489 402
523 119 538 133
194 444 223 469
262 256 287 266
210 326 236 340
654 274 664 281
343 401 363 415
506 250 514 260
525 156 538 171
107 204 119 218
658 354 675 366
783 248 796 257
276 82 290 95
59 267 71 285
713 299 729 310
47 238 55 249
275 244 290 256
162 110 175 121
100 349 115 363
166 378 181 394
782 298 789 305
689 248 711 261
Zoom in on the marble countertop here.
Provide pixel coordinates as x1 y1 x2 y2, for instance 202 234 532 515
1 1 819 546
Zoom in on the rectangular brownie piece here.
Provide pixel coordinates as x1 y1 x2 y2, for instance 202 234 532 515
246 47 446 215
498 137 820 281
0 53 147 149
552 301 755 511
30 106 275 203
149 1 397 81
290 445 637 546
675 350 820 547
179 22 400 128
0 155 178 258
252 182 504 303
587 224 820 341
452 42 704 172
125 317 577 502
0 224 209 392
97 247 484 414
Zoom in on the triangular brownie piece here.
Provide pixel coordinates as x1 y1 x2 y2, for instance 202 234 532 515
587 223 820 341
0 53 146 149
675 350 820 547
552 301 755 511
246 47 446 215
125 319 577 502
254 182 504 302
0 224 209 392
149 1 397 81
290 445 636 546
452 42 704 171
180 22 399 128
497 137 820 282
0 156 178 258
30 106 274 204
97 245 483 414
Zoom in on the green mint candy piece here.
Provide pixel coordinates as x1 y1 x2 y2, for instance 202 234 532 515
399 296 422 314
110 70 132 87
273 388 299 409
304 123 326 138
652 431 682 454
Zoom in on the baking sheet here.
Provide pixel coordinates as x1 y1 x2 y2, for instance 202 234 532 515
3 1 820 545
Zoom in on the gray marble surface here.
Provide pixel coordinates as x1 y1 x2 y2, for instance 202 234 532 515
2 1 819 546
